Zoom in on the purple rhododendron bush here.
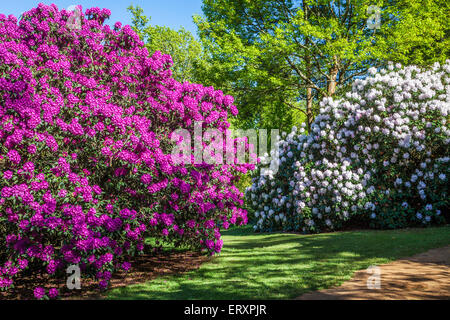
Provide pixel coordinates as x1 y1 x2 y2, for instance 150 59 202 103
248 61 449 233
0 4 253 299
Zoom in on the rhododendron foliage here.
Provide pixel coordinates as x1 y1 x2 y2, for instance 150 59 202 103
248 61 449 233
0 4 253 298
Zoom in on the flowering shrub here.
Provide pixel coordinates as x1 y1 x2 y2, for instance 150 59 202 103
0 4 253 297
248 61 449 233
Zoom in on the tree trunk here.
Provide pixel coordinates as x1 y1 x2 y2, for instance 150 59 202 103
306 86 313 131
327 56 339 96
304 2 313 131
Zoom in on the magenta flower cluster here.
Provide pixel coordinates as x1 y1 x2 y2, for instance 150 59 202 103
0 4 254 298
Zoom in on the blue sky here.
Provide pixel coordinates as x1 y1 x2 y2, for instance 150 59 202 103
0 0 203 35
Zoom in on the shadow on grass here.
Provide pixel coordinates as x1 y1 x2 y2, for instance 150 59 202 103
107 225 450 300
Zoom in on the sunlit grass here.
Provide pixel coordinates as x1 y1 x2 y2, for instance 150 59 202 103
107 225 450 300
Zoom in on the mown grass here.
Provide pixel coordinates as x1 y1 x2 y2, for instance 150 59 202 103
107 225 450 300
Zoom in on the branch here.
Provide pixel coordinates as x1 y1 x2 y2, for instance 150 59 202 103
340 68 370 83
284 101 307 115
285 56 328 96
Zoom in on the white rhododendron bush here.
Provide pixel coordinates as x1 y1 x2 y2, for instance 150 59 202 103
247 61 450 233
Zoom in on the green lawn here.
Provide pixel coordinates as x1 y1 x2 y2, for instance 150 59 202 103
107 225 450 300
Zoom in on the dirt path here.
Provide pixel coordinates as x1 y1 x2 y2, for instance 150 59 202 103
297 246 450 300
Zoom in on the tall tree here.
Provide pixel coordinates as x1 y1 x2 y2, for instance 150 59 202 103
128 5 203 83
194 0 449 130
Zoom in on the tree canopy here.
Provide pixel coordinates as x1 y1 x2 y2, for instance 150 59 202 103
194 0 450 130
128 5 203 83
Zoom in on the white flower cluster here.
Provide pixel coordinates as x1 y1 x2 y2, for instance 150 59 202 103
247 61 450 233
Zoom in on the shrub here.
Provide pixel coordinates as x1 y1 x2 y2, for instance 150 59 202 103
0 4 253 298
247 61 449 233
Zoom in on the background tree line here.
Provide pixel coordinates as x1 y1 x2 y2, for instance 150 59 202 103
129 0 449 131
